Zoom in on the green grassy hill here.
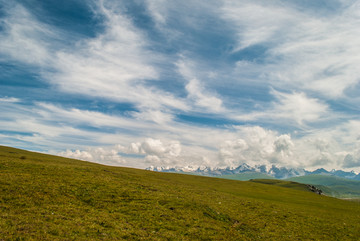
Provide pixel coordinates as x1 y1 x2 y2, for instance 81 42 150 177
249 179 317 192
1 146 360 240
287 174 360 198
218 172 275 181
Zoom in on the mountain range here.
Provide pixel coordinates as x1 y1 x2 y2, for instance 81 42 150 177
146 164 360 180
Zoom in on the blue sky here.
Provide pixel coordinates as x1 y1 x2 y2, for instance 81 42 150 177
1 0 360 171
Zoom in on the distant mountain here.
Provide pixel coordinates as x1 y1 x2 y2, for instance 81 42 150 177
147 164 305 179
330 169 357 179
354 173 360 181
147 164 360 198
267 165 307 179
147 163 257 176
147 164 359 180
311 168 330 175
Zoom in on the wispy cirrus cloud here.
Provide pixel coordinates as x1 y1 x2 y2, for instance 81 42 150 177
0 2 55 65
2 0 360 172
2 97 360 171
222 1 297 51
0 97 20 103
233 90 330 128
0 0 187 113
176 58 224 113
222 0 360 99
50 1 188 112
270 90 330 125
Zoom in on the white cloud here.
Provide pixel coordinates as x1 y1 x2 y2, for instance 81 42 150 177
144 0 168 26
58 138 182 167
222 1 296 50
0 3 57 66
59 149 94 161
0 97 20 103
58 147 125 166
185 78 223 112
234 90 330 126
131 110 174 125
141 138 168 156
0 0 188 114
36 103 150 129
216 125 360 171
47 1 189 112
177 59 223 112
274 134 294 153
343 153 360 169
3 97 360 171
222 0 360 98
144 155 162 165
2 0 360 173
0 101 149 150
51 3 158 104
128 138 181 165
271 90 329 125
144 0 220 29
218 139 248 166
0 99 220 157
218 126 293 167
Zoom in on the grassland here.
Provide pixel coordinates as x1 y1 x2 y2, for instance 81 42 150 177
248 179 317 192
1 146 360 240
287 174 360 198
218 172 275 181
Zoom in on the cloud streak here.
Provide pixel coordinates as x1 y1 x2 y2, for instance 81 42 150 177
1 0 360 172
222 0 360 98
0 2 55 65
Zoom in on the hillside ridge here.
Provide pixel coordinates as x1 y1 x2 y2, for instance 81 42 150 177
1 145 360 240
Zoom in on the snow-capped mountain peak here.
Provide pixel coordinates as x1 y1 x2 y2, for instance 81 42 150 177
146 164 359 180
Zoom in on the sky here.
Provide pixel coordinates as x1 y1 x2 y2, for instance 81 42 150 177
1 0 360 171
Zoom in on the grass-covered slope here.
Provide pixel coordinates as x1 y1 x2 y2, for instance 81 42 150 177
218 172 275 181
248 179 317 192
287 174 360 198
1 146 360 240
